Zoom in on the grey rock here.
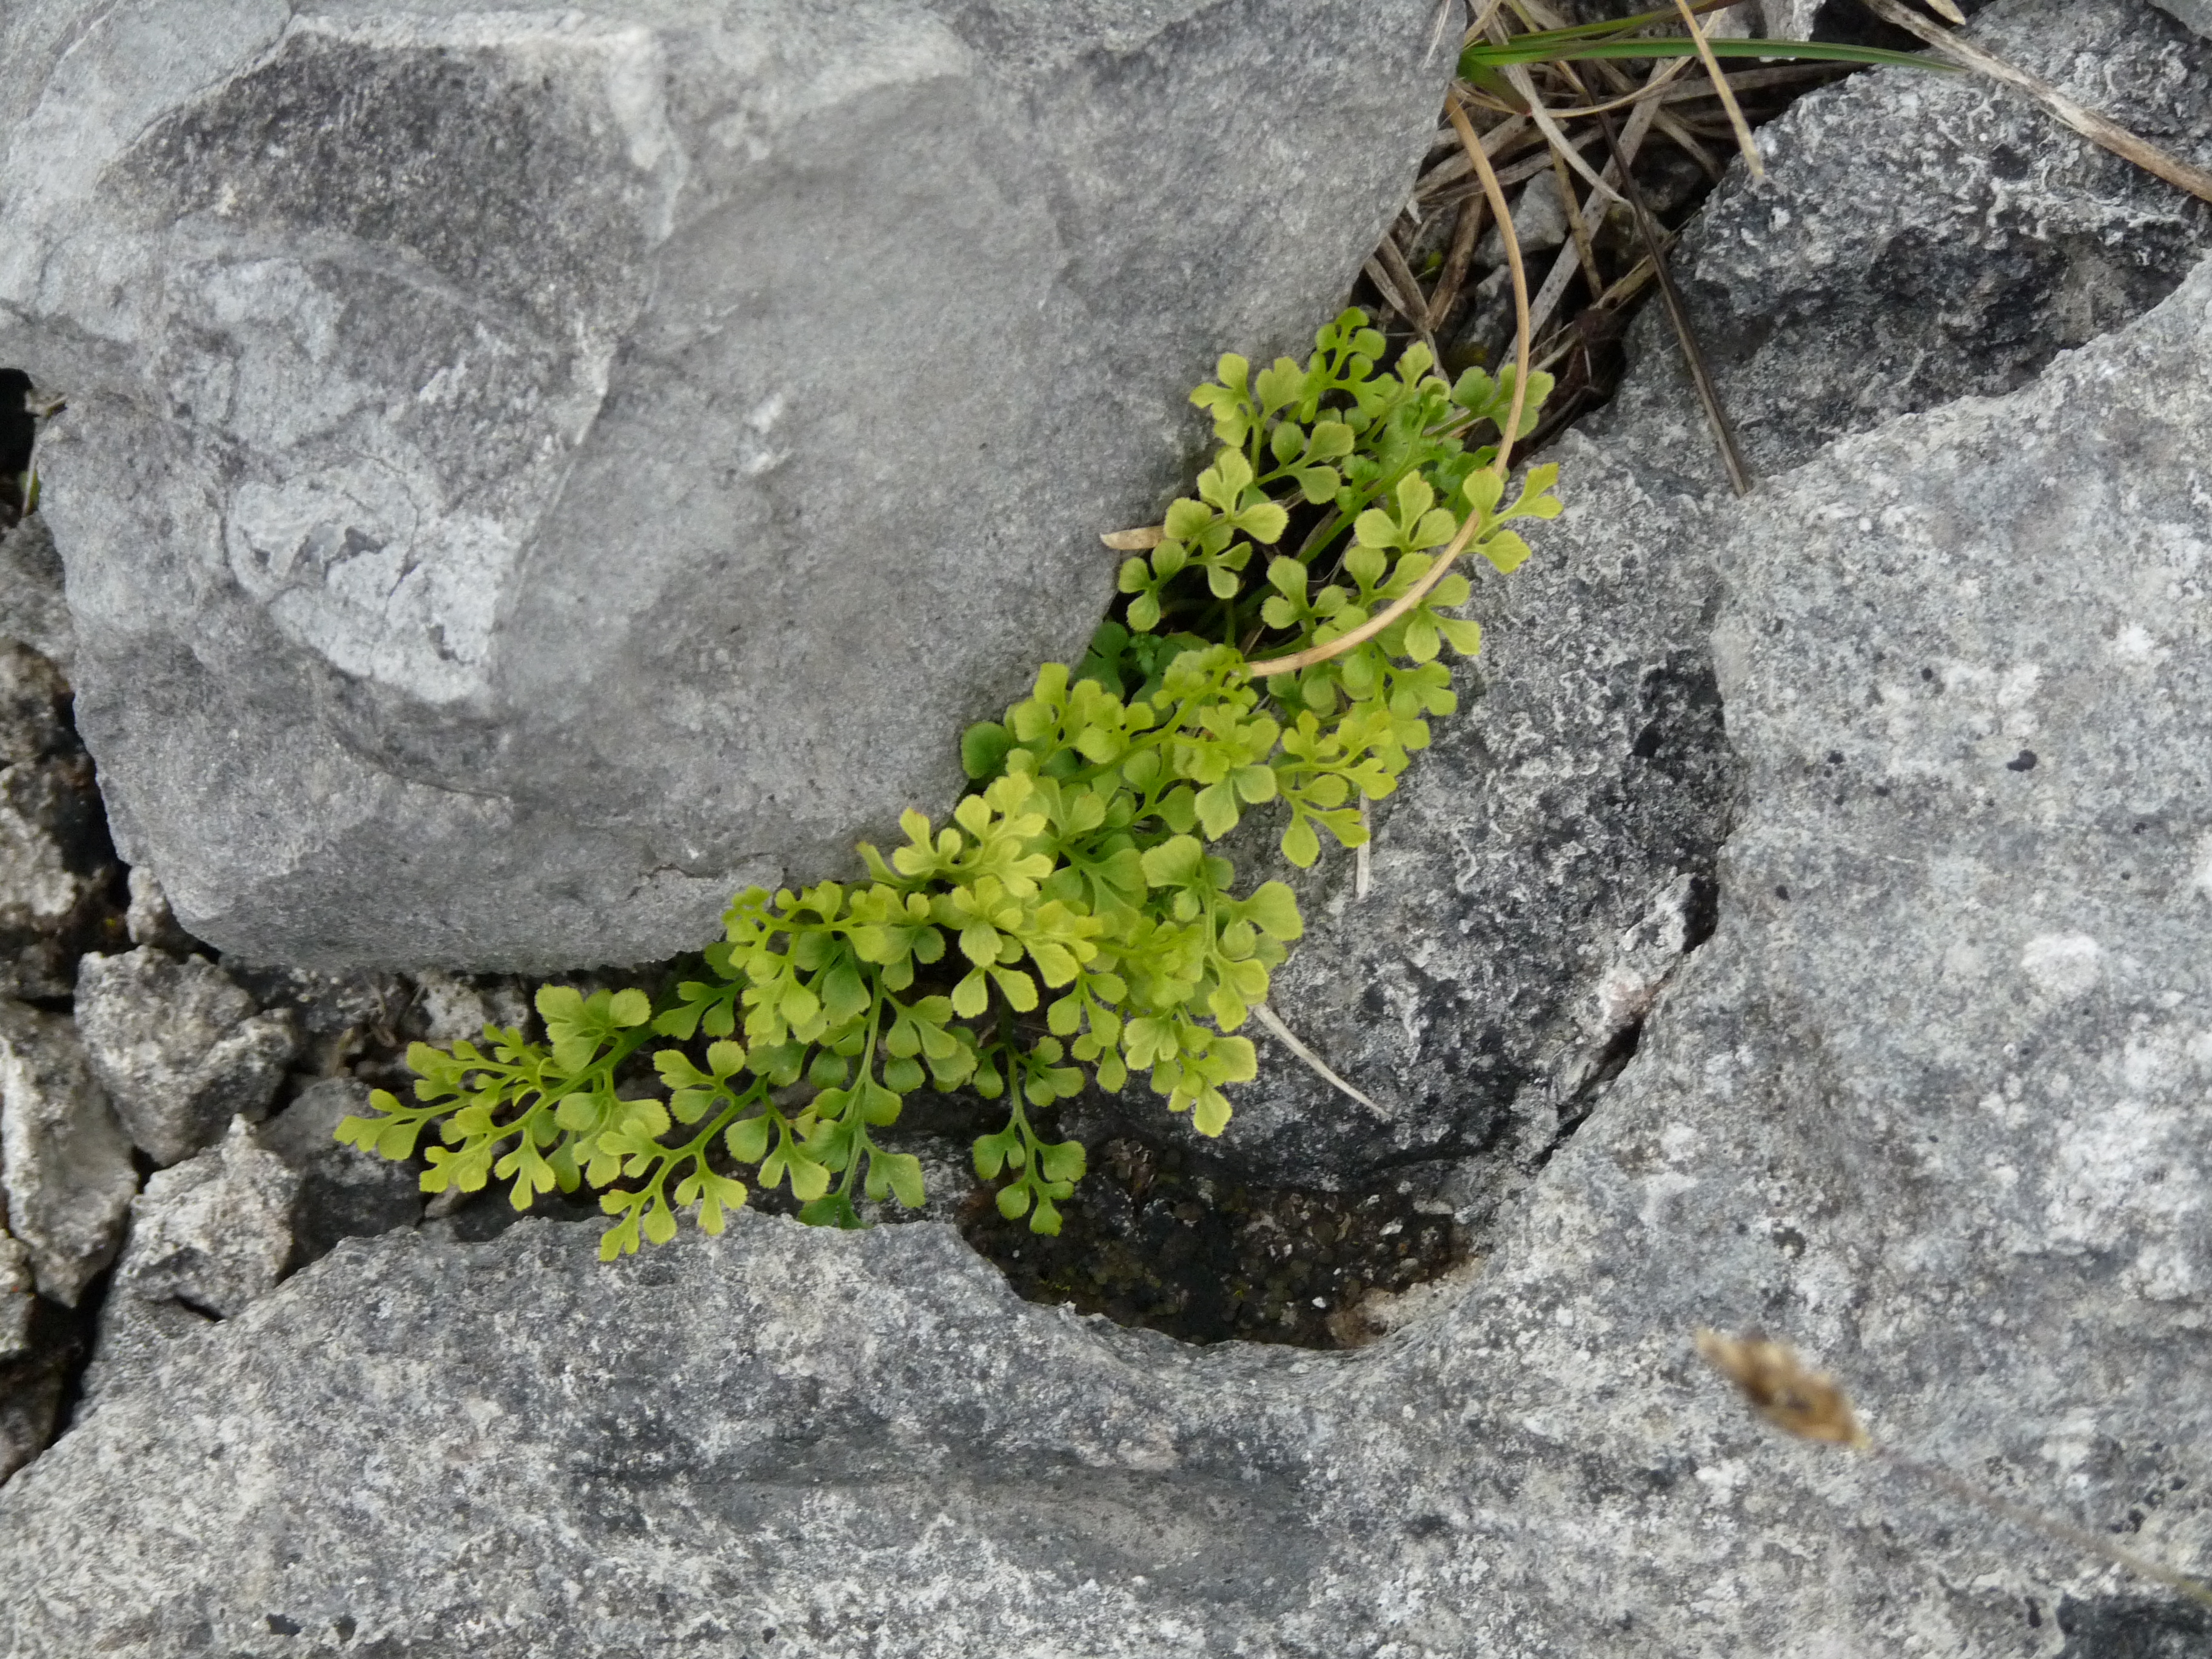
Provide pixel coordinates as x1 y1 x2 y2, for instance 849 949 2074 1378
406 969 533 1049
2 206 2210 1659
0 518 71 673
0 1233 66 1481
2154 0 2212 40
0 1236 30 1363
0 999 135 1305
73 948 297 1166
121 867 196 956
1160 436 1737 1190
0 753 115 1001
79 1118 298 1415
0 644 117 1001
0 643 67 768
258 1078 423 1266
1171 0 2212 1194
223 963 402 1079
2 0 1447 973
1591 0 2212 494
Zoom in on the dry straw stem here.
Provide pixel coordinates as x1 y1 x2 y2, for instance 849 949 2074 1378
1668 0 1763 178
1253 1003 1389 1118
1695 1329 2212 1615
1243 92 1533 683
1853 0 2212 207
1581 81 1754 495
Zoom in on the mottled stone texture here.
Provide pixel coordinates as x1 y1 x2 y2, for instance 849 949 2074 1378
2 179 2210 1659
1592 0 2212 492
0 0 1445 971
0 999 135 1306
1170 439 1737 1190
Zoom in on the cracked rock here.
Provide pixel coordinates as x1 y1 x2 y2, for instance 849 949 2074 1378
0 644 121 1002
4 0 1449 972
3 205 2210 1659
78 1118 297 1417
258 1079 423 1267
0 999 135 1305
1591 0 2212 492
0 1234 67 1484
73 948 297 1167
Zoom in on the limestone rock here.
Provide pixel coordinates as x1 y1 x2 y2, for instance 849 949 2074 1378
0 643 119 1002
121 867 195 956
0 1236 32 1364
73 948 297 1166
0 999 135 1306
1592 0 2212 492
0 518 71 673
0 643 67 768
0 1234 66 1484
78 1118 298 1415
257 1079 423 1267
3 110 2210 1659
1162 437 1737 1190
1175 0 2212 1193
2 0 1447 972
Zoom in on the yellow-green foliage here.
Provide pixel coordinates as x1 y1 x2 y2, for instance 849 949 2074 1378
338 311 1560 1256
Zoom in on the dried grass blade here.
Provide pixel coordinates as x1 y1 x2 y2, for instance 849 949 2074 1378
1586 91 1752 494
1244 92 1533 683
1854 0 2212 207
1255 1004 1389 1118
1506 61 1626 203
1669 0 1762 178
1527 58 1671 340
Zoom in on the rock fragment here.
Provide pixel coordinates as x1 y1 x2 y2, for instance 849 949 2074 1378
73 948 297 1167
3 0 1449 971
0 999 135 1305
121 868 195 956
0 643 120 1002
257 1079 422 1267
0 1235 70 1484
77 1119 297 1415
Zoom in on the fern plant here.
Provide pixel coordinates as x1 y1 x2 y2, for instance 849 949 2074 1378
338 310 1560 1256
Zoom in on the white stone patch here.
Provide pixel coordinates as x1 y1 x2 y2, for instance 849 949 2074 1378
2019 932 2101 998
2042 1096 2205 1301
229 464 514 705
2110 621 2168 664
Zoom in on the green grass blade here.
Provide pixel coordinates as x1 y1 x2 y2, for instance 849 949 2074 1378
1461 38 1954 73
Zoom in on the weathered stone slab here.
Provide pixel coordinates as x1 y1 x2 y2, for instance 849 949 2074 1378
1 0 1446 971
1592 0 2212 492
1 226 2207 1657
0 999 135 1306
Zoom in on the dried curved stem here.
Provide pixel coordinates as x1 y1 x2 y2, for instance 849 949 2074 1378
1244 92 1533 683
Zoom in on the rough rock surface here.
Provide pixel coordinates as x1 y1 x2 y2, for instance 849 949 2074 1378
1182 438 1736 1193
73 948 297 1166
0 999 135 1305
0 518 70 672
2 124 2211 1659
1163 0 2212 1194
79 1118 297 1415
0 1233 66 1484
2155 0 2212 41
1592 0 2212 492
258 1079 423 1267
1 0 1446 972
0 641 119 1002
